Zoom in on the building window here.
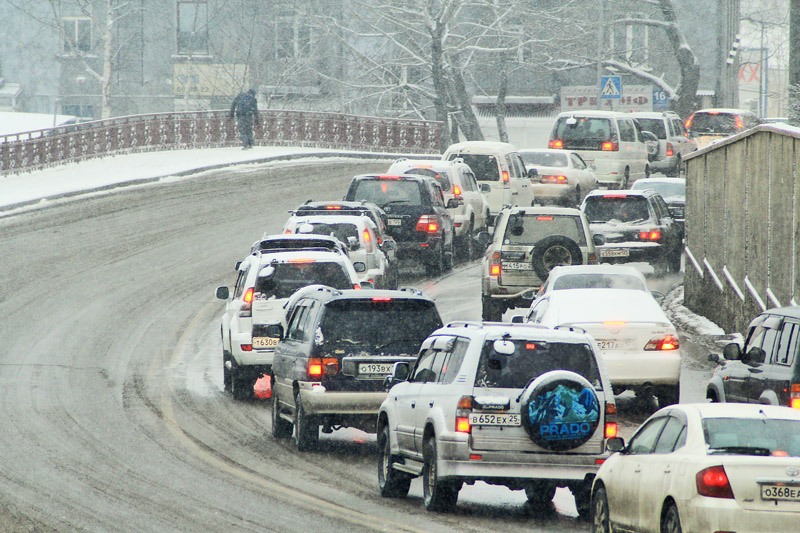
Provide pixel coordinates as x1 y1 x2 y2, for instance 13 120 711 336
275 8 311 59
62 17 92 53
177 1 208 55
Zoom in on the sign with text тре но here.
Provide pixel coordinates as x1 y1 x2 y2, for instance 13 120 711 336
560 86 654 113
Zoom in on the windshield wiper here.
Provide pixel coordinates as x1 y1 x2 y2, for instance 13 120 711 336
708 445 771 456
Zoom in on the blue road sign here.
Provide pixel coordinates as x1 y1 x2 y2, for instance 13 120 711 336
653 89 669 110
600 76 622 99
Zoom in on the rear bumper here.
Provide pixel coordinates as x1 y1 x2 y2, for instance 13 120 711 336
231 330 275 368
596 243 664 264
601 351 682 386
298 387 388 416
395 239 443 262
532 184 574 204
678 495 800 533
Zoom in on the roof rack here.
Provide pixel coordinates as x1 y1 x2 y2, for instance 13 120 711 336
445 321 484 329
554 325 588 335
397 286 423 296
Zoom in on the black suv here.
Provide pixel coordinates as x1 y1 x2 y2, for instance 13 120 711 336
270 286 443 450
344 174 457 276
581 189 682 275
707 307 800 409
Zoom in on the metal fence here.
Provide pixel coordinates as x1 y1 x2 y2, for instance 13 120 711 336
0 110 443 175
683 124 800 334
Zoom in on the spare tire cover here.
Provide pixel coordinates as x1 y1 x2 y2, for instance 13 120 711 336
520 370 600 451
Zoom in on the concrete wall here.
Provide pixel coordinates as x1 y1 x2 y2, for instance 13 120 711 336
684 124 800 335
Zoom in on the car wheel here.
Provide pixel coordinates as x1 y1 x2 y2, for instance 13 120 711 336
657 384 680 408
444 236 454 272
422 438 459 512
530 235 583 281
670 249 682 273
572 186 581 208
661 503 683 533
481 296 504 322
222 347 232 392
425 245 445 277
591 486 611 533
524 481 556 506
458 220 474 262
669 157 681 177
293 394 319 451
230 366 254 401
377 425 411 498
271 386 292 439
574 482 592 521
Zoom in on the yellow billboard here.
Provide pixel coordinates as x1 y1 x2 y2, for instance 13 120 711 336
173 64 249 97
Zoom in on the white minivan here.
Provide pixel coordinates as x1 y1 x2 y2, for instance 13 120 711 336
548 111 650 189
442 141 534 224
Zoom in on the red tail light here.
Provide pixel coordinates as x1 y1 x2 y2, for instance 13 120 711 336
489 251 501 277
239 287 254 317
602 141 619 151
666 142 674 157
416 215 439 233
453 185 462 195
790 384 800 409
696 466 734 499
308 357 338 378
685 115 694 129
372 297 392 301
502 170 510 183
363 228 373 252
540 175 568 184
645 335 680 351
325 205 342 210
639 230 661 241
456 396 473 433
549 139 564 149
735 116 744 130
241 344 253 352
605 422 618 438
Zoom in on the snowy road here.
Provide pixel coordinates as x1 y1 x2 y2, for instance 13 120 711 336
0 159 713 531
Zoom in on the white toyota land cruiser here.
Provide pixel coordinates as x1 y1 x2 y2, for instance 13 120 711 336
376 322 617 518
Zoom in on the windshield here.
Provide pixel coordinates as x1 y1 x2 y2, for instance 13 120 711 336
552 273 646 291
636 118 667 139
447 154 499 182
631 181 685 199
474 340 602 390
503 213 587 245
520 152 568 168
255 262 352 299
350 180 423 208
704 417 800 456
583 196 651 223
320 300 443 354
689 113 741 135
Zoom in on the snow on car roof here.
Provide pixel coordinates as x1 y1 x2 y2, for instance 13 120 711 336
547 264 647 281
547 288 671 325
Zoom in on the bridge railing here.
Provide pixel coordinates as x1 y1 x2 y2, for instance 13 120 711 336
0 110 443 175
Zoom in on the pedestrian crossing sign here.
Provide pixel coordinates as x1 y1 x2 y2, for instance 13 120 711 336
600 76 622 99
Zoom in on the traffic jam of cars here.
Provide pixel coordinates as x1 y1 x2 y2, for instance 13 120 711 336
214 112 800 532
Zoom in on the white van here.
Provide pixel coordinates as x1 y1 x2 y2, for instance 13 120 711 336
548 111 650 189
442 141 534 224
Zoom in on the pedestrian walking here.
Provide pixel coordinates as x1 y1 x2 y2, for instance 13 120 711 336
229 89 259 149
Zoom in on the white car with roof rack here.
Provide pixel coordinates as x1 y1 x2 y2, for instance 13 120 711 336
282 213 395 289
377 321 617 518
215 243 363 400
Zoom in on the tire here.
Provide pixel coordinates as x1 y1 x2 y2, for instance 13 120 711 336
231 367 255 401
668 157 681 177
293 394 319 451
457 220 474 262
443 237 454 272
482 296 504 322
222 348 232 391
645 164 651 179
669 249 682 273
572 186 581 208
661 503 683 533
271 387 292 439
425 245 445 277
574 482 592 521
377 425 411 498
525 481 556 506
620 167 630 189
530 235 583 281
657 384 680 408
422 438 459 512
591 486 611 533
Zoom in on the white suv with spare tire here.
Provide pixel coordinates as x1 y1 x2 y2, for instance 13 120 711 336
376 322 617 518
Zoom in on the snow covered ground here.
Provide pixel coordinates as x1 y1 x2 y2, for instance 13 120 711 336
0 143 729 338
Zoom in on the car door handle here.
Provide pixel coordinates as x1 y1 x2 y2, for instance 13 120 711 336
748 368 763 373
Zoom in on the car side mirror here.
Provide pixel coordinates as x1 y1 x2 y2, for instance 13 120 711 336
476 231 492 251
722 342 741 361
592 234 606 246
353 262 367 273
527 168 538 179
235 261 242 271
447 198 463 208
708 353 721 364
511 315 525 324
381 239 396 251
607 437 625 452
360 280 374 289
384 361 410 390
480 183 491 193
216 286 230 300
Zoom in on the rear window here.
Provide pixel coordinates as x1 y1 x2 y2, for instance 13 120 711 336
503 213 587 245
520 151 568 168
296 222 359 244
704 417 800 456
631 180 685 199
688 113 741 135
474 340 602 390
552 117 615 150
350 179 424 208
636 118 667 139
320 300 443 354
552 273 646 291
402 168 452 190
583 196 651 223
447 154 500 182
254 262 352 299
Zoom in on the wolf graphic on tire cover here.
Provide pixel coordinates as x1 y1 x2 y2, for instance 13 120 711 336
521 371 600 450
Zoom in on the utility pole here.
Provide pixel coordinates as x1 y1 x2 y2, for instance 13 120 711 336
790 0 800 125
